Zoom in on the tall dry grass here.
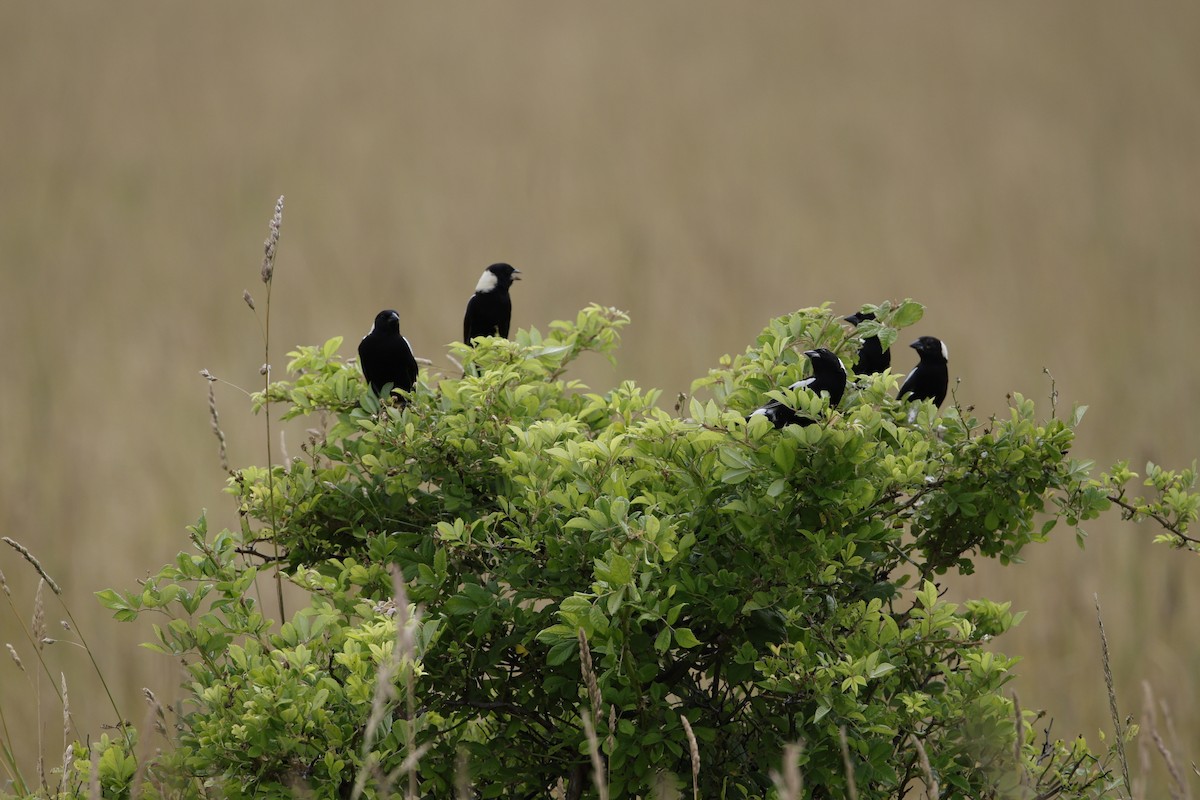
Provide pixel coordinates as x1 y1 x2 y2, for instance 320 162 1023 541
1 2 1198 792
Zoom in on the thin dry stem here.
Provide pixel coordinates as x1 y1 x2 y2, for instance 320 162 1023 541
1157 698 1193 800
249 197 287 621
581 710 609 800
680 714 700 800
1095 594 1131 795
1136 682 1154 800
838 726 859 800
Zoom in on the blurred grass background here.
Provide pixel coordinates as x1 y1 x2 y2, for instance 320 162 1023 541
1 2 1197 790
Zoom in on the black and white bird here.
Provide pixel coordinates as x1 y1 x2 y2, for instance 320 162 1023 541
845 311 891 375
358 309 418 398
463 263 521 344
897 336 949 408
750 348 848 429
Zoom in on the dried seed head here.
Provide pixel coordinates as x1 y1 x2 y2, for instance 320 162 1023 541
680 713 701 800
0 567 8 596
61 620 71 630
260 363 270 376
6 643 23 671
62 672 72 744
243 289 256 311
2 537 62 594
207 379 230 474
33 579 46 651
261 195 284 284
199 369 216 382
577 629 603 727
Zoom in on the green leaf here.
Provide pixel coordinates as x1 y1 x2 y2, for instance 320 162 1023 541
674 628 701 648
891 300 924 328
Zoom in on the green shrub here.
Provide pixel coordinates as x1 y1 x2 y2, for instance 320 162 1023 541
90 302 1194 799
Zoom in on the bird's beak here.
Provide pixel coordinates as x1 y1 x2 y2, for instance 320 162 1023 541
803 349 819 359
512 270 521 281
909 340 920 349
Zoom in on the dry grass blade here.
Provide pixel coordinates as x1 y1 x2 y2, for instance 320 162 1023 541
581 710 609 800
1012 690 1032 791
455 748 471 800
87 743 100 800
769 741 804 800
351 566 420 800
1157 698 1194 800
60 673 72 796
1094 594 1131 796
838 726 859 800
910 734 939 799
381 742 431 796
679 714 700 800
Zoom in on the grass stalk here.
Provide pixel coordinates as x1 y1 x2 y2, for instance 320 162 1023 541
258 195 286 622
1095 593 1131 797
1 538 105 746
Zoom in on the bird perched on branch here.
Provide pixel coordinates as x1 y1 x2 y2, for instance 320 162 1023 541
358 309 418 398
463 263 521 344
845 311 890 375
898 336 949 408
750 348 847 429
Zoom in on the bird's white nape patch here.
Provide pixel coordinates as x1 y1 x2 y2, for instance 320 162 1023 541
749 407 766 417
789 378 816 390
940 341 949 361
475 269 498 293
836 357 847 375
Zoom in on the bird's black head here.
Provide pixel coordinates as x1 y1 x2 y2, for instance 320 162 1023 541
910 336 948 363
844 311 876 326
372 309 401 334
477 263 521 293
803 348 847 375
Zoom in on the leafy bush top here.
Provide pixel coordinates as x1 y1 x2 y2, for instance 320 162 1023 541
94 303 1196 799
